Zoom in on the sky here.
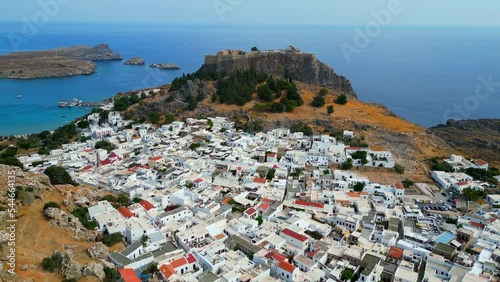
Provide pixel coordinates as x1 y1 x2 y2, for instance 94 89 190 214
1 0 500 27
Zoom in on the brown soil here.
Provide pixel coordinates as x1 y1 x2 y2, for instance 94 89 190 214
2 186 124 282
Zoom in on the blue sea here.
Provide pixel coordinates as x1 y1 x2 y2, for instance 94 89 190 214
0 23 499 135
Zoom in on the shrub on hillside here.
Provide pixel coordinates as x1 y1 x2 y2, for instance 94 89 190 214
43 166 77 185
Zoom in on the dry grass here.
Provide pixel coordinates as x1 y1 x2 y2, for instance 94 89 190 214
203 82 423 133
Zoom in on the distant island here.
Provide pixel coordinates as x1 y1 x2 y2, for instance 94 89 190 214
124 56 145 65
149 63 181 70
0 44 122 79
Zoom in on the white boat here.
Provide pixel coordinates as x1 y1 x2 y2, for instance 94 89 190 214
16 94 22 98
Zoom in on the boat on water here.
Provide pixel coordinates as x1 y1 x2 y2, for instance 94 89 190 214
16 94 22 98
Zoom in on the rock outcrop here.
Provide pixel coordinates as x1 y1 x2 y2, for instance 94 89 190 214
44 207 97 242
0 164 52 206
44 207 84 229
124 56 145 65
60 252 82 281
87 242 109 259
199 46 356 97
82 262 105 281
177 79 212 100
0 44 121 79
149 63 181 69
430 119 500 166
127 79 214 120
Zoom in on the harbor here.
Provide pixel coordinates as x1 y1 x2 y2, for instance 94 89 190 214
58 98 106 108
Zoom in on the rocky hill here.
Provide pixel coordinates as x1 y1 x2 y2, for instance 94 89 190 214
0 44 121 79
198 46 356 97
430 119 500 167
0 164 119 281
124 56 145 65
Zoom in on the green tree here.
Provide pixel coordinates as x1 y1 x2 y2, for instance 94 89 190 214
104 267 118 282
41 252 63 272
285 99 298 113
16 138 36 150
311 95 326 107
95 140 113 152
257 72 268 83
341 268 354 281
71 207 98 230
319 88 329 96
267 76 276 92
129 93 140 104
266 169 276 180
189 143 201 150
286 83 304 106
341 159 353 170
257 84 273 102
148 112 161 124
432 162 454 172
335 94 348 105
102 232 124 247
77 120 89 129
394 164 405 174
185 94 198 110
402 178 414 188
43 166 77 185
164 113 175 124
462 188 484 201
251 46 259 52
353 182 365 192
117 193 131 206
256 216 264 226
327 105 334 114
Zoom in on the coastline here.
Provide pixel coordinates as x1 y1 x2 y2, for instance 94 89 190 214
0 44 122 80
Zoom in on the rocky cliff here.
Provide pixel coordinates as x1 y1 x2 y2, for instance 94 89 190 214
198 47 356 97
0 44 121 79
127 79 214 119
430 119 500 166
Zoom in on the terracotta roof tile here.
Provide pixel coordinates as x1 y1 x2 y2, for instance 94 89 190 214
282 228 308 242
253 177 267 184
118 268 141 282
117 206 135 219
170 257 187 269
387 247 404 260
159 264 176 279
278 261 296 273
140 200 155 211
295 199 324 208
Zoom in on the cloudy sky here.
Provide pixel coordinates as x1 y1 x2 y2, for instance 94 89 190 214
1 0 500 27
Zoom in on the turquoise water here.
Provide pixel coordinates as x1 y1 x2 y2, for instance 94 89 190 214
0 23 499 135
